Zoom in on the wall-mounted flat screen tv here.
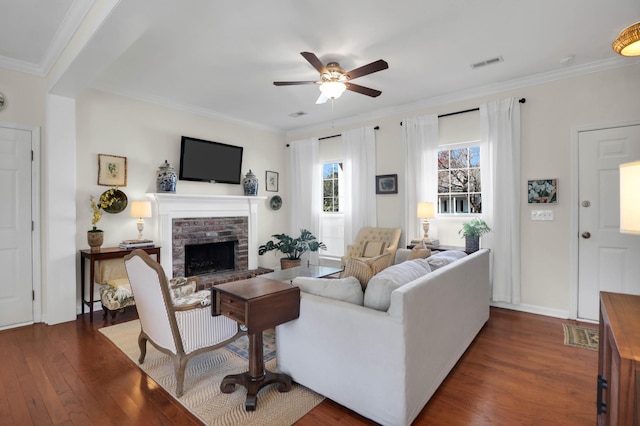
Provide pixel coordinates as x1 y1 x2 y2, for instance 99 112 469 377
179 136 244 184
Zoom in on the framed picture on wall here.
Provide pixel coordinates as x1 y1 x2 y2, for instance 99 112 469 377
527 179 557 203
376 174 398 194
266 171 279 192
98 154 127 187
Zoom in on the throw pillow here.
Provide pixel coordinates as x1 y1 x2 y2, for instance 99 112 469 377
407 246 431 260
364 259 432 311
426 250 468 271
362 240 389 257
343 252 393 290
293 276 363 305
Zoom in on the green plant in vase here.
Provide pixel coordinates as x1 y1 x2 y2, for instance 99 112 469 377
88 195 105 251
258 229 327 269
459 218 491 252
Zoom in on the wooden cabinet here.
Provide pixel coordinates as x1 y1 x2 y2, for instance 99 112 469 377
597 292 640 425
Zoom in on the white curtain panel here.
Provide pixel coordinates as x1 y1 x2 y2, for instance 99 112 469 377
480 98 521 304
288 138 321 264
402 115 439 243
342 126 377 246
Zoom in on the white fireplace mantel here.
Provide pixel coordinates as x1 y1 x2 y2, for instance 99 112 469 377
149 193 266 276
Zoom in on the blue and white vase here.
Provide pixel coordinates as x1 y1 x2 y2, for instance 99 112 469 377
242 169 258 196
156 160 177 193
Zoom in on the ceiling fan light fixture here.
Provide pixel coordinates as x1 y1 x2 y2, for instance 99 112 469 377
613 21 640 56
319 81 347 99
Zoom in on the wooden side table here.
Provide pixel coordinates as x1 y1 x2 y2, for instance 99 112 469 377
212 277 300 411
79 246 160 320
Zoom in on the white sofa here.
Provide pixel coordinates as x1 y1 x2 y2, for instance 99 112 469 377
276 248 490 426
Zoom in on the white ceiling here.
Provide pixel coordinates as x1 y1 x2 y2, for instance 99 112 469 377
2 0 639 134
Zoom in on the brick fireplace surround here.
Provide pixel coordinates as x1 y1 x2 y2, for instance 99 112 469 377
151 194 272 288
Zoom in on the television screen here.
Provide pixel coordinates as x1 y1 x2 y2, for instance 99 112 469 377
179 136 243 184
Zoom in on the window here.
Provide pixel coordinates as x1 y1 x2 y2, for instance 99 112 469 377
323 162 342 212
320 162 344 258
437 143 482 214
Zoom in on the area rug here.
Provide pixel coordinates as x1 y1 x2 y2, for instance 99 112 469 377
563 324 599 351
99 320 323 425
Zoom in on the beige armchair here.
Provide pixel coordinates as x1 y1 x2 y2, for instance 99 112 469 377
341 227 402 268
124 249 244 397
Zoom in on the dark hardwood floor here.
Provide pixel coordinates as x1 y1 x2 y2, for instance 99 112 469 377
0 307 598 425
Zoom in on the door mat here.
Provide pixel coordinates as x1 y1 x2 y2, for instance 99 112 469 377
563 324 599 351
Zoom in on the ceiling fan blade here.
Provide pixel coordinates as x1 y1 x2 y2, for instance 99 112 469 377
300 51 327 74
273 81 318 86
345 59 389 80
345 82 382 97
315 93 328 104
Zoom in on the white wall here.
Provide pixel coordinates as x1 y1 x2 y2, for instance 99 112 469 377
286 62 640 318
75 90 289 279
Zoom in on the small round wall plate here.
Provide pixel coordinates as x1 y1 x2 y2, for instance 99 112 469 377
101 189 128 213
270 195 282 210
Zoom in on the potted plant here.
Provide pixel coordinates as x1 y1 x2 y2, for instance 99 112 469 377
258 229 327 269
458 218 491 252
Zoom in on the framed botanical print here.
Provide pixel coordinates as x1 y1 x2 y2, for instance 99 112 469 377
266 171 279 192
98 154 127 187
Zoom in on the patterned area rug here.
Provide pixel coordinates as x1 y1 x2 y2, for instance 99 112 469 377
226 329 276 362
563 324 599 351
99 320 323 425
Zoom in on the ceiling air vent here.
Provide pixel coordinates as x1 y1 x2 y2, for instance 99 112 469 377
289 111 307 118
470 56 503 69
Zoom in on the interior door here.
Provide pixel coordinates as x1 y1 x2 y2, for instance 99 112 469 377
578 124 640 320
0 126 33 328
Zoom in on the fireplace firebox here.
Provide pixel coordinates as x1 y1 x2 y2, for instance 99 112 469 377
184 241 236 276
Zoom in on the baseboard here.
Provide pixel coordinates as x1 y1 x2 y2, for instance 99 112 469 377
490 301 571 320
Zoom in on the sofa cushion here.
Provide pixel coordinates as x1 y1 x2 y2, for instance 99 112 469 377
293 276 363 305
427 250 468 270
362 240 389 257
343 252 393 290
364 259 432 311
407 246 431 260
106 277 130 287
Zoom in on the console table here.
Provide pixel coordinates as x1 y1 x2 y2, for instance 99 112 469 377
597 292 640 425
212 277 300 410
79 246 160 320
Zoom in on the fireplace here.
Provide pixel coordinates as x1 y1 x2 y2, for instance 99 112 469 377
185 241 236 276
152 193 273 288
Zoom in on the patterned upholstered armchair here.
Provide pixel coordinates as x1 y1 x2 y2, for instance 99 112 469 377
124 249 244 397
341 227 402 269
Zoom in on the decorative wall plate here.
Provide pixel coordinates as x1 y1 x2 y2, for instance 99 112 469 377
101 189 128 213
270 195 282 210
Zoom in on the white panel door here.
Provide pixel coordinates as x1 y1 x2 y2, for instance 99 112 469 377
0 126 33 327
578 124 640 320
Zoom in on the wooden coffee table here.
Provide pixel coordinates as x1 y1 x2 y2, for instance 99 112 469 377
211 277 300 411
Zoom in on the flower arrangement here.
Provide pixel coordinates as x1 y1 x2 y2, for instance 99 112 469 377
89 187 119 232
89 195 103 232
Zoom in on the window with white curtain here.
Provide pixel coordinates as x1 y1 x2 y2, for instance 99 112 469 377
320 161 344 257
437 141 482 214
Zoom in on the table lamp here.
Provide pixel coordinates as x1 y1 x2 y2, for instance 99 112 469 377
417 201 439 246
130 201 152 240
620 161 640 234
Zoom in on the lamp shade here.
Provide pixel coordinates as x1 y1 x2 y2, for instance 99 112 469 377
319 81 347 99
620 161 640 234
130 201 152 218
613 21 640 56
417 202 435 219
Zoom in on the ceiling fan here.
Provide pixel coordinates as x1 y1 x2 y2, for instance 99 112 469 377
274 51 389 104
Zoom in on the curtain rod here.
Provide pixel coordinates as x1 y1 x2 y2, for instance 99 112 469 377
286 126 379 146
400 98 526 125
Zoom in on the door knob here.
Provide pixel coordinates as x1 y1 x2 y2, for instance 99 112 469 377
582 232 591 239
582 200 591 207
